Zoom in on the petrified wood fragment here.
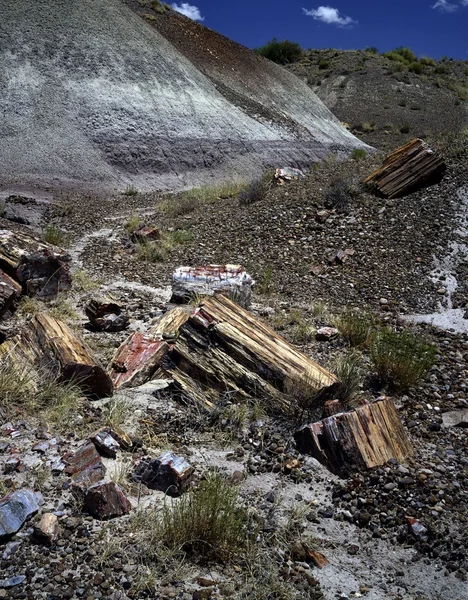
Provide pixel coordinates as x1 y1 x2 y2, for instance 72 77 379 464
295 398 413 475
364 139 446 199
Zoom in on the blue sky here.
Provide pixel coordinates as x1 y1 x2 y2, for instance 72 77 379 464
170 1 468 59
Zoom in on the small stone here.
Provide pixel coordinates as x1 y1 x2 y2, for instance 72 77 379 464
84 482 131 520
34 513 59 545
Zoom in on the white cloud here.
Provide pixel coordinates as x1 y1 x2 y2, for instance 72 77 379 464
432 0 468 10
303 5 357 26
432 0 458 11
171 3 205 21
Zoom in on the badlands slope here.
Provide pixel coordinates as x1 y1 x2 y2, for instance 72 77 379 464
0 0 367 191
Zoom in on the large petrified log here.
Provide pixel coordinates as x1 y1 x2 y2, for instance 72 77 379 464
294 398 413 475
171 265 254 308
0 224 71 300
0 313 113 397
109 295 338 412
161 295 338 412
364 138 446 199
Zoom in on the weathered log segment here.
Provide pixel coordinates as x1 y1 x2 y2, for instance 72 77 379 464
110 294 339 412
0 224 71 301
0 269 22 317
0 313 113 398
85 298 129 332
364 139 446 199
294 398 413 475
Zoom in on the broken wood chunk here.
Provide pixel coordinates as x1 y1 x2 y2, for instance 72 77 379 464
0 489 41 538
89 428 120 458
84 481 131 520
85 298 129 332
130 225 160 243
0 313 113 397
294 398 413 475
0 269 22 318
0 224 71 300
110 334 169 390
64 442 106 487
171 264 254 308
364 139 446 199
133 451 194 496
33 513 59 545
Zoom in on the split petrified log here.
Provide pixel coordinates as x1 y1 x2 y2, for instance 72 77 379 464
294 398 413 475
158 294 339 412
0 224 71 300
0 313 113 398
0 269 22 317
364 139 446 199
109 307 191 390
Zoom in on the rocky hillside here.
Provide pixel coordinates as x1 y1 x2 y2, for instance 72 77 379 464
287 49 468 149
0 0 364 193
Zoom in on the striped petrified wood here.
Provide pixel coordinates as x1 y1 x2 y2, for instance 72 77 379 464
0 313 113 398
294 397 413 474
364 138 446 199
109 294 339 412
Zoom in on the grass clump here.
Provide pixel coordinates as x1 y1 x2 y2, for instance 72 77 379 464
254 38 302 65
350 148 367 161
73 269 100 293
42 224 66 246
257 266 275 295
334 308 375 348
238 177 270 207
136 239 169 262
324 179 360 214
333 351 363 407
159 194 198 218
138 473 248 562
123 185 138 197
124 214 142 233
169 228 194 244
370 328 436 391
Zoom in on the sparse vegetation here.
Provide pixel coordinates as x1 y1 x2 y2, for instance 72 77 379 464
324 179 359 213
136 239 170 262
73 269 100 293
399 123 411 134
42 224 66 246
124 214 142 233
334 308 375 348
254 38 302 65
123 185 139 196
134 473 249 562
333 351 363 407
169 228 194 244
238 176 270 206
370 328 436 391
350 148 367 160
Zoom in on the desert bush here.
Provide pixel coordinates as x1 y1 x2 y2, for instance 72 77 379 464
124 214 142 233
334 308 375 348
238 177 270 206
257 266 275 295
254 38 302 65
434 65 449 75
333 351 363 407
144 473 248 561
409 61 424 74
420 56 436 67
169 228 194 244
350 148 367 160
364 46 378 54
42 224 65 246
393 47 418 63
399 123 411 134
136 240 169 262
159 194 198 217
370 328 436 391
324 179 359 213
318 59 330 70
123 185 138 196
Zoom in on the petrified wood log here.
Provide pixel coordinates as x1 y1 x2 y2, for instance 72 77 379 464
159 294 339 412
364 138 446 199
0 224 71 300
0 269 22 317
0 313 113 397
294 398 413 475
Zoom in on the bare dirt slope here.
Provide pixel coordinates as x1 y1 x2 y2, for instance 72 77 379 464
0 0 365 193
